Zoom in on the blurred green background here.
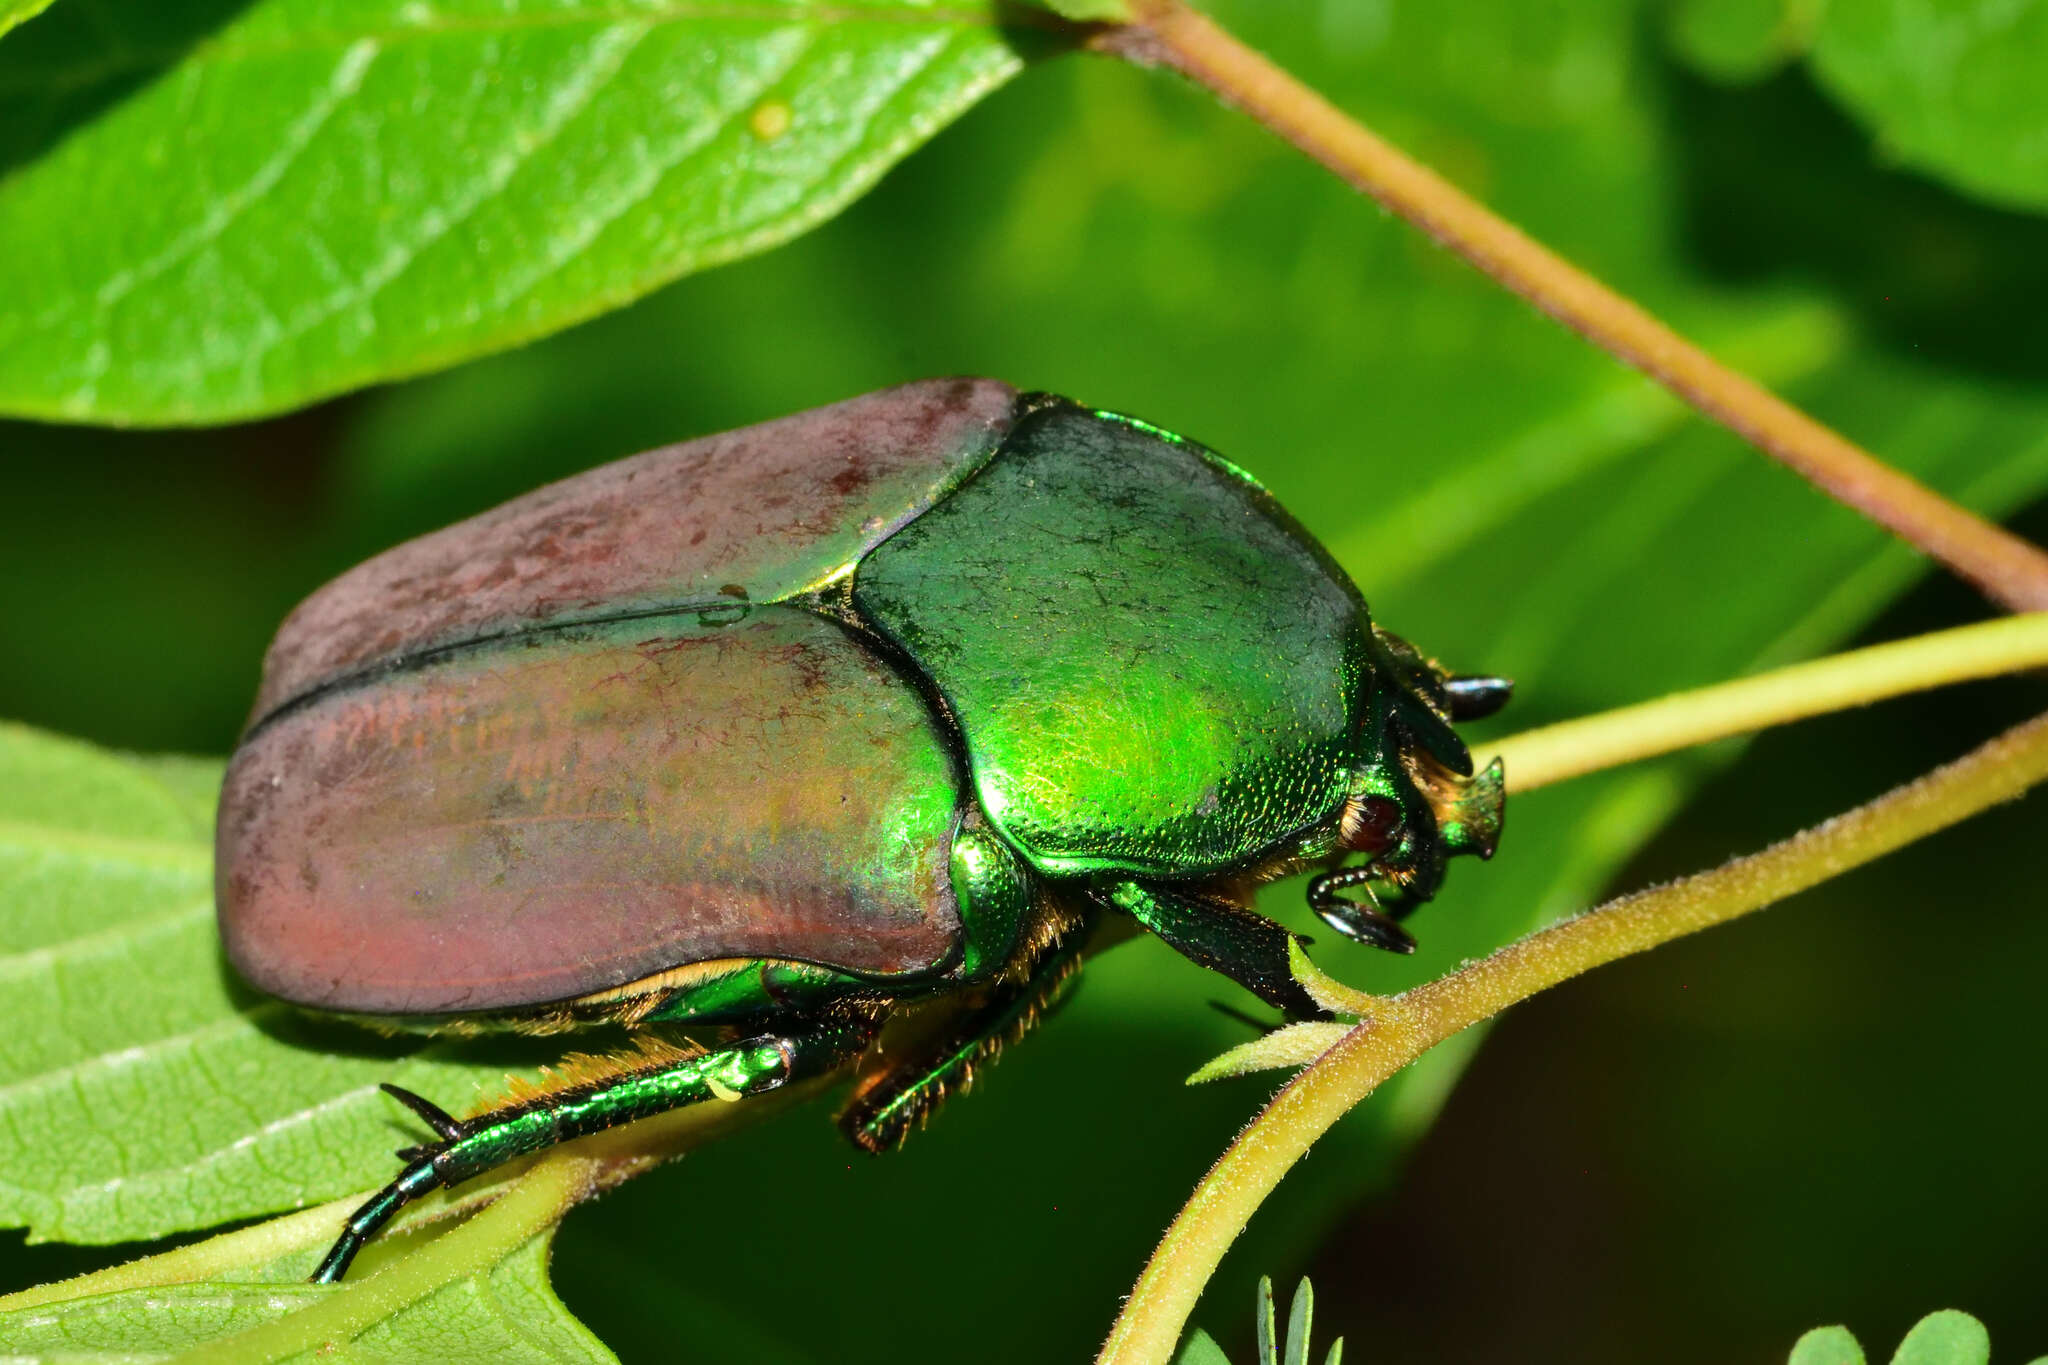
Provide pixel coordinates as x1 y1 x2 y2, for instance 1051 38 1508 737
3 0 2046 1360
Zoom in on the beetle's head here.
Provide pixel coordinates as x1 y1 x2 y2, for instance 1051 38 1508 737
1316 629 1508 950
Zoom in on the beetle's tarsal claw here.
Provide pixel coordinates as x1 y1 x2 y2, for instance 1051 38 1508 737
1443 673 1514 722
1307 869 1419 954
380 1082 466 1140
1313 901 1416 954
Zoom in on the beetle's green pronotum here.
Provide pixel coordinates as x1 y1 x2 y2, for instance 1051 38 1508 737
215 380 1508 1281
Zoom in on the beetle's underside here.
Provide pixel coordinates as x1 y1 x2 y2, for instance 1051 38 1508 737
214 379 1505 1281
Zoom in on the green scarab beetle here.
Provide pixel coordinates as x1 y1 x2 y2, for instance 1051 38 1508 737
215 379 1509 1282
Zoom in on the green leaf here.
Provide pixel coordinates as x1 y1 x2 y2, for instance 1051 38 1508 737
1169 1275 1339 1365
1890 1311 1992 1365
1037 0 1133 20
1806 1 2048 213
1665 0 1812 82
1786 1312 2002 1365
0 0 56 42
1186 1020 1349 1084
1174 1328 1234 1365
1280 1277 1313 1365
1672 0 2048 213
0 722 561 1245
1792 1326 1870 1365
0 1 1063 425
0 1228 614 1363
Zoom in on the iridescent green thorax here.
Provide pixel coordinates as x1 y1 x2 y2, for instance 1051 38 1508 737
852 400 1375 880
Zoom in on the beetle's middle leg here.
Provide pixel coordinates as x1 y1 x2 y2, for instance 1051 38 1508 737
838 928 1086 1153
311 1017 875 1284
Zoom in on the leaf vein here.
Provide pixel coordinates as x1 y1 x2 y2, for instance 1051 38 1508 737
32 39 382 398
0 1004 287 1108
231 22 656 377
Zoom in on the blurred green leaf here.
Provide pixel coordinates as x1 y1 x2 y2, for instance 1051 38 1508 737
1793 1326 1870 1365
1786 1310 2008 1365
1664 0 1810 82
0 0 56 42
0 722 565 1245
0 1229 613 1363
1892 1311 1992 1365
0 0 1058 425
1038 0 1131 20
1673 0 2048 214
1808 2 2048 214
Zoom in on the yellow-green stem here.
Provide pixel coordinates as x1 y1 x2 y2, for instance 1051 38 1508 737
0 1199 357 1315
1489 612 2048 793
1096 709 2048 1365
1097 1 2048 612
2 1071 832 1354
171 1153 594 1365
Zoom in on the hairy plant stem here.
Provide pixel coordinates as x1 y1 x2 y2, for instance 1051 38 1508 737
1094 0 2048 612
0 1198 361 1315
175 1153 596 1365
1096 709 2048 1365
1489 612 2048 793
0 1079 827 1361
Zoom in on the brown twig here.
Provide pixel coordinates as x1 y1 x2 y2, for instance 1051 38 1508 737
1093 0 2048 611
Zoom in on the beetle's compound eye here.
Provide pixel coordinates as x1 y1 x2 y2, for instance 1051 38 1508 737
1340 794 1404 854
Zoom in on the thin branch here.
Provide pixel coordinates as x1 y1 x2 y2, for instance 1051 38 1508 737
1094 1 2048 612
1096 709 2048 1365
1489 612 2048 793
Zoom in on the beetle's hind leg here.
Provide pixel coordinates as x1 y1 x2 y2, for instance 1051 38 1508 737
312 1019 874 1284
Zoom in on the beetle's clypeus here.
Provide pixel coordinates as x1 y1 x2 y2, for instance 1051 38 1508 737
215 379 1510 1282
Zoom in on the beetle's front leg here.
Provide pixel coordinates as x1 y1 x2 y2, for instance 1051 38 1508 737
312 1019 874 1284
1099 881 1320 1017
